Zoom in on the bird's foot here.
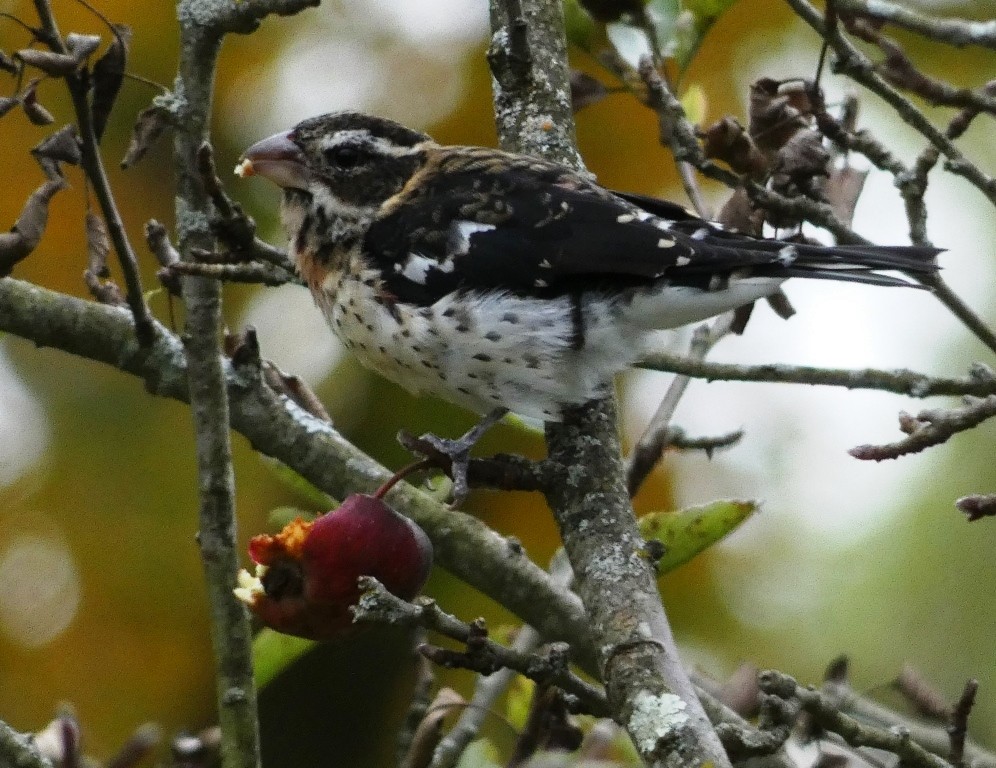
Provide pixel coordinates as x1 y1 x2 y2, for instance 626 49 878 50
397 408 507 506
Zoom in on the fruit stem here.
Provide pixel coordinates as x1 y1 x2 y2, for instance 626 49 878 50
374 459 433 499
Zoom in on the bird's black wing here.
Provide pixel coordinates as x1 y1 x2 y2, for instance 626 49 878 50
364 159 939 305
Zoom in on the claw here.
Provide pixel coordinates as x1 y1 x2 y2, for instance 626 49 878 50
397 408 507 506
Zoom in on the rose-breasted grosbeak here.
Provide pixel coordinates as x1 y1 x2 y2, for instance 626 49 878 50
237 111 937 487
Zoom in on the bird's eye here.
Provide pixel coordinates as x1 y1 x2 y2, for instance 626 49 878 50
324 145 362 169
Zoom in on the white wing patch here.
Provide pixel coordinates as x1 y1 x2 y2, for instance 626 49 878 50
448 220 497 255
396 253 436 285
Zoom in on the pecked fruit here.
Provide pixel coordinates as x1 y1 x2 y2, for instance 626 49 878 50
234 493 433 640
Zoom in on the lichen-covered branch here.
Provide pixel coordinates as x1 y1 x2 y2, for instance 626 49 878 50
0 718 53 768
170 3 261 766
488 2 732 766
0 276 596 674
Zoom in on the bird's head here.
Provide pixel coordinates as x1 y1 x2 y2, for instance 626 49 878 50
237 111 434 217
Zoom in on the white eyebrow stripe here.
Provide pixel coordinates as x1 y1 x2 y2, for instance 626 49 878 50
319 130 430 158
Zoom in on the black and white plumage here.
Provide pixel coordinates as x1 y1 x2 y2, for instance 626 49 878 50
238 111 939 421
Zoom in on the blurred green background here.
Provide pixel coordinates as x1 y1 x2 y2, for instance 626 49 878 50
0 0 994 765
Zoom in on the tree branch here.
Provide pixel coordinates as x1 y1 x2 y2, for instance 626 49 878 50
0 719 53 768
785 0 996 208
761 670 953 768
170 4 260 767
849 395 996 461
30 0 155 345
638 354 996 398
488 3 732 766
832 0 996 50
352 577 611 719
0 276 599 674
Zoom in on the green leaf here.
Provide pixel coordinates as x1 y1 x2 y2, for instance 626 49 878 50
644 0 738 71
252 628 316 688
680 82 708 125
638 499 756 575
685 0 737 17
563 0 600 51
501 412 544 440
505 675 535 730
455 739 502 768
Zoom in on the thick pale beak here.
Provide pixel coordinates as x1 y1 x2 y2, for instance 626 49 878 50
235 130 310 190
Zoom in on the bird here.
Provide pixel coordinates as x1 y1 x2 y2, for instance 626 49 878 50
237 111 939 498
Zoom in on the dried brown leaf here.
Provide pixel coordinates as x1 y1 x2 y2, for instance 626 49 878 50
86 211 111 278
749 78 807 151
715 187 763 235
700 116 768 177
769 130 830 219
92 25 131 142
22 79 54 125
0 96 18 118
32 124 82 165
16 48 79 76
399 687 465 768
121 104 169 168
65 33 102 64
0 51 18 74
0 177 69 275
825 165 868 228
570 70 610 112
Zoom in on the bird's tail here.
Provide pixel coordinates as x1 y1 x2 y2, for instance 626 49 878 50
734 241 942 288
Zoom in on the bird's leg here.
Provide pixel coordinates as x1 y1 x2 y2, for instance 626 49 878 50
397 407 508 505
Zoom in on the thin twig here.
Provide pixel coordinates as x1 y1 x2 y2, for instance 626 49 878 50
168 259 301 286
894 664 951 722
822 675 996 768
955 493 996 522
626 314 733 497
637 354 996 399
761 670 952 768
430 551 574 768
843 18 996 115
948 679 978 767
849 395 996 461
352 577 611 718
832 0 996 50
786 0 996 208
31 0 155 345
